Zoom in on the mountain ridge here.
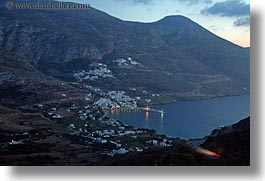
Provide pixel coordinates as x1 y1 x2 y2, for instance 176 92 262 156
0 2 250 102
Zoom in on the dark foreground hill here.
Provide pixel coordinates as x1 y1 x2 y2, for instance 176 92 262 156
0 1 249 102
102 117 250 166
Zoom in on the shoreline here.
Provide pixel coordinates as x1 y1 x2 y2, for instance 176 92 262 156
105 111 250 141
138 93 250 107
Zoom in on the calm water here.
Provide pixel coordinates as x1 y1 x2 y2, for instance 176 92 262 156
107 95 250 139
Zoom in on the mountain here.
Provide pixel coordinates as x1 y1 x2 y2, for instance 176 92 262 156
0 1 250 102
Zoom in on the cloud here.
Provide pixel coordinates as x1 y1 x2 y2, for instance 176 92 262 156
234 17 250 27
201 0 250 17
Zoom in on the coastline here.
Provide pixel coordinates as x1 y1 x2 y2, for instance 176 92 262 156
139 92 250 107
105 93 250 140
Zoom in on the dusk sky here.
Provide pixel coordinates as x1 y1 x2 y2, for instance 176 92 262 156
66 0 250 47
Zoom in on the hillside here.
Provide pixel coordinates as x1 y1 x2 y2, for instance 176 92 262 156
0 1 250 103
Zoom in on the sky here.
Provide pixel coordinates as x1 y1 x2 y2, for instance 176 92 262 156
65 0 250 47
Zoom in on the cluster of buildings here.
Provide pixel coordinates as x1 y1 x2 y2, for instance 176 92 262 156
113 57 141 67
64 114 174 157
9 140 24 145
146 139 172 147
38 99 101 124
71 60 163 109
94 98 118 108
73 63 114 82
107 91 137 107
24 60 174 158
2 132 30 147
27 90 174 159
94 91 138 109
64 117 144 155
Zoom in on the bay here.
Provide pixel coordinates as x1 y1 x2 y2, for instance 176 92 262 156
106 95 250 139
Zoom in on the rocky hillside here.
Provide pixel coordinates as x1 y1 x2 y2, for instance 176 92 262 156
201 117 250 166
0 48 85 108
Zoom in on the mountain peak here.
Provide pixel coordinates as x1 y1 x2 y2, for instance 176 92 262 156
157 15 192 23
162 15 188 20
